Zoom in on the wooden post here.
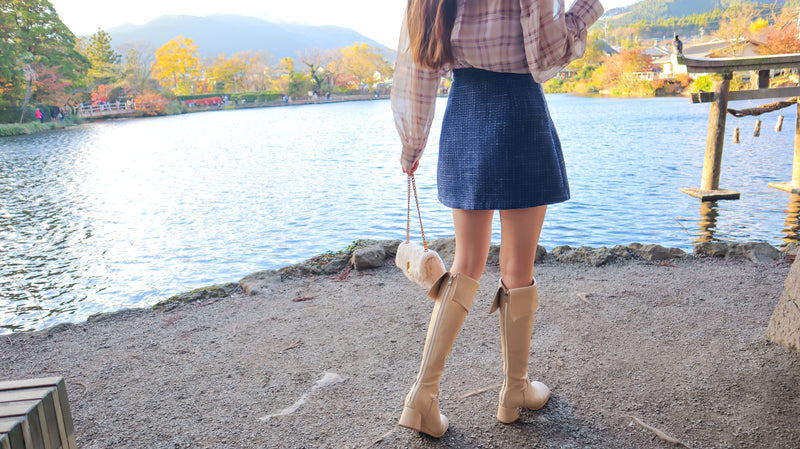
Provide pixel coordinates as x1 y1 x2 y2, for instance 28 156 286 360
770 99 800 193
682 73 740 200
794 101 800 188
757 69 770 89
701 74 732 191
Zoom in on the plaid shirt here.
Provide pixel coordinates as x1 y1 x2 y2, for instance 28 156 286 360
391 0 604 171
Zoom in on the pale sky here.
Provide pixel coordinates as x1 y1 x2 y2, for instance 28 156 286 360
49 0 638 49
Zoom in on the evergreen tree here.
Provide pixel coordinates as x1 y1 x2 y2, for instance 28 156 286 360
77 28 121 88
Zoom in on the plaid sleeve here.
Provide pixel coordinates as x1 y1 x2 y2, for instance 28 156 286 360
390 10 442 172
520 0 604 83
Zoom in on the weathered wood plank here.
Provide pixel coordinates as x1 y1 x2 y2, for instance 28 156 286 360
0 400 39 418
0 378 76 449
0 388 52 404
729 87 800 101
680 188 741 200
0 378 63 392
673 53 800 73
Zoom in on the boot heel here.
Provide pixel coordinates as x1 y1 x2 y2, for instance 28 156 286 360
398 406 422 431
398 406 448 437
496 404 519 424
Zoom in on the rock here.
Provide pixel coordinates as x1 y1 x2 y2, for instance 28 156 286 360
629 243 687 261
550 246 616 266
487 245 500 265
428 237 456 265
783 242 799 257
536 245 547 263
429 240 545 266
381 239 401 257
152 283 239 312
736 242 781 263
694 242 780 263
351 246 386 270
693 242 731 258
239 270 282 295
766 256 800 352
280 250 352 278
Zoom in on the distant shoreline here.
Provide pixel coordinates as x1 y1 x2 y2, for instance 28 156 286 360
0 94 392 138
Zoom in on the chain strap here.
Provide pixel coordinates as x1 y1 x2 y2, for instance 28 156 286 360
405 174 429 252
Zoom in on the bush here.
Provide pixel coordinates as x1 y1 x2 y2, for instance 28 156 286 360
0 121 52 137
178 93 229 101
691 75 713 93
165 101 186 115
0 123 27 136
676 73 692 88
0 107 38 124
544 78 565 93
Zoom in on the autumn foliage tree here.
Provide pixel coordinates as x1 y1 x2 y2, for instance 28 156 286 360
755 11 800 55
1 0 87 122
151 37 200 95
32 65 73 107
339 43 391 89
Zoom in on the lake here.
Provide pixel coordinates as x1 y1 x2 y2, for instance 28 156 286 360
2 95 798 333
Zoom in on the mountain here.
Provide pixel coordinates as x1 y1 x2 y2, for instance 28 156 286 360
600 0 786 27
106 14 392 60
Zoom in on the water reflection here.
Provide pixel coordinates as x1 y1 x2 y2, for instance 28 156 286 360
2 96 800 333
782 193 800 245
695 201 720 243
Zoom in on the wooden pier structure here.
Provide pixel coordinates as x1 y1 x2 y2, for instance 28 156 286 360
673 53 800 200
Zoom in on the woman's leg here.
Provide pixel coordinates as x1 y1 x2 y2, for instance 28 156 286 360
398 208 491 437
493 205 550 423
498 206 547 287
450 209 494 279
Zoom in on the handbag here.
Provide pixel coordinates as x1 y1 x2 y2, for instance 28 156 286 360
395 173 446 289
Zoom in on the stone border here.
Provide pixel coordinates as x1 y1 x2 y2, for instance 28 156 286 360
237 239 792 295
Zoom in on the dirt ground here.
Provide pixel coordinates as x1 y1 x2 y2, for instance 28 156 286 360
2 256 798 448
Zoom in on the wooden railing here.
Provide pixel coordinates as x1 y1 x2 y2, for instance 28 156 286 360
77 101 135 117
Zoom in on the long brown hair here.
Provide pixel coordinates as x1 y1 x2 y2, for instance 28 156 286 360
406 0 457 69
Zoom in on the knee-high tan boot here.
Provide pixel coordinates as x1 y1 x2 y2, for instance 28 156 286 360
398 272 480 437
490 279 550 424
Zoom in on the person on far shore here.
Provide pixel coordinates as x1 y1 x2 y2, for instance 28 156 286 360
391 0 604 439
35 108 43 123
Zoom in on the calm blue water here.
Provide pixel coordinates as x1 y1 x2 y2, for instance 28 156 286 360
2 96 798 333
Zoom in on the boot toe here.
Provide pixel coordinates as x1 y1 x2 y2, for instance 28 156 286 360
527 381 550 410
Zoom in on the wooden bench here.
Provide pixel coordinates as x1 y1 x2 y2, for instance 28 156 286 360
0 377 77 449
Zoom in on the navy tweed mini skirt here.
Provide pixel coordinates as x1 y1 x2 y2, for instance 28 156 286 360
437 68 570 210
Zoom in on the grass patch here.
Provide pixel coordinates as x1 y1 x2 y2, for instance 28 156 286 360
0 117 82 137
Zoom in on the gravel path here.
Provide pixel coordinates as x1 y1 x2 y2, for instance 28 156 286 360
2 256 798 448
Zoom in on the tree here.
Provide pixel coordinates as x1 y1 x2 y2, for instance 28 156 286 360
0 0 88 122
713 4 757 56
299 48 335 94
755 11 800 55
339 43 391 89
117 42 156 96
151 36 200 95
31 64 72 107
240 51 274 92
76 28 121 88
207 52 248 92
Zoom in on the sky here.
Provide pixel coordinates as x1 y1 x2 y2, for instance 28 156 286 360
49 0 639 49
